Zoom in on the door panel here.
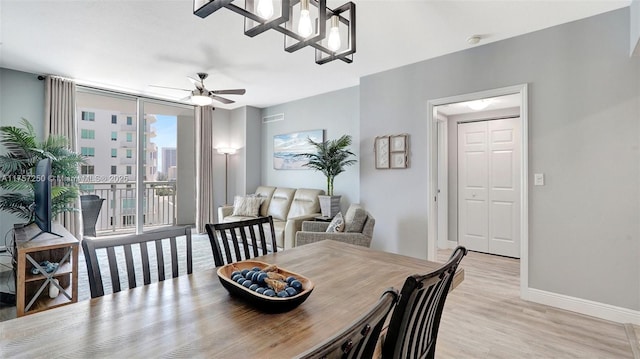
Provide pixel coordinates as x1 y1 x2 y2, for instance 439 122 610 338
458 122 488 252
458 118 520 258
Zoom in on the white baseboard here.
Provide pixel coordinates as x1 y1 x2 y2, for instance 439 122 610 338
526 287 640 325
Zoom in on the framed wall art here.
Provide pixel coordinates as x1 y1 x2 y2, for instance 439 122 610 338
374 136 390 169
390 134 408 168
375 134 409 169
273 129 324 170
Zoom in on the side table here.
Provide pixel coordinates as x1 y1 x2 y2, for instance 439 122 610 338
14 223 79 316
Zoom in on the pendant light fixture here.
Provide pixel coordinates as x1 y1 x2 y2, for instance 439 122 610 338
193 0 356 65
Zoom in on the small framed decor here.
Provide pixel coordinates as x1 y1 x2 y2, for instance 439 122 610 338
390 134 408 169
374 136 390 169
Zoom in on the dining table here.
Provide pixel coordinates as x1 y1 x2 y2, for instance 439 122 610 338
0 239 464 358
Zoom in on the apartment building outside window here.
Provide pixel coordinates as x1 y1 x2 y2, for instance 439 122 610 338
126 149 133 158
111 131 117 141
126 133 133 142
81 129 95 139
111 115 117 124
81 111 95 121
81 147 95 157
126 166 132 175
111 166 117 175
111 148 117 158
127 116 133 125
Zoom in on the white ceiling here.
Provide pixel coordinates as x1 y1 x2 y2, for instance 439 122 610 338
0 0 631 110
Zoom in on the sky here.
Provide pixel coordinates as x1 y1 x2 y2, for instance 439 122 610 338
152 114 177 173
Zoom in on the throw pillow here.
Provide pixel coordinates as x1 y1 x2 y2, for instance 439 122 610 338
345 208 367 233
326 212 345 233
231 195 263 217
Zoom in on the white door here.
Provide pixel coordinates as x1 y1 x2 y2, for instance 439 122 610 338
458 118 521 258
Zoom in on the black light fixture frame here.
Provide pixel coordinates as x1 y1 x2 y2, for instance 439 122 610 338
193 0 355 65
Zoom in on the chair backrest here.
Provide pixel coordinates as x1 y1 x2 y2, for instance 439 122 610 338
382 246 467 359
205 216 278 267
287 188 324 219
267 187 296 221
295 289 399 359
81 226 193 298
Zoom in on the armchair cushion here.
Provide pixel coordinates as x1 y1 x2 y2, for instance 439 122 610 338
344 205 367 233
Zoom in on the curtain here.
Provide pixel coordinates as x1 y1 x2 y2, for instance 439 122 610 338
195 105 216 233
44 76 81 238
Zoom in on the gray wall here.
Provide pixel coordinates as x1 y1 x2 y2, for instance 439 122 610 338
360 8 639 310
632 0 639 56
260 86 360 211
0 68 45 242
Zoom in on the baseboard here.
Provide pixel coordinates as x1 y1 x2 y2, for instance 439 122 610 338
526 288 640 325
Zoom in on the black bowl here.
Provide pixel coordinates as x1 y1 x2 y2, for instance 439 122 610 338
217 260 314 313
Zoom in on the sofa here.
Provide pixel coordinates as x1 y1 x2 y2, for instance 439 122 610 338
217 186 325 249
295 204 375 247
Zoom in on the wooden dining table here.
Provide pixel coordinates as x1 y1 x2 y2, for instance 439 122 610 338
0 240 464 358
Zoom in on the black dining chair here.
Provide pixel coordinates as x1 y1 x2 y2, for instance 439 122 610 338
82 226 193 298
381 246 467 359
295 288 399 359
205 216 278 267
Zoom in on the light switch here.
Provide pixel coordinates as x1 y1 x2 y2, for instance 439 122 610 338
534 173 544 186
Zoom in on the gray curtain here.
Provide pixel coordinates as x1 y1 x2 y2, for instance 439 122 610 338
195 106 216 233
44 76 81 238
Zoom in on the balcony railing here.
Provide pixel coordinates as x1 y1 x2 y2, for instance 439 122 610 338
80 181 176 235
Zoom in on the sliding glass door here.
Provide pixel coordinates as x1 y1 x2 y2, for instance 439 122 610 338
76 90 195 236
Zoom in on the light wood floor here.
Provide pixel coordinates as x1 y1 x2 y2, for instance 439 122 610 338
1 241 638 358
436 249 639 358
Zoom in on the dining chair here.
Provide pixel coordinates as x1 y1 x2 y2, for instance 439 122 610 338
381 246 467 359
295 288 399 359
205 216 278 267
82 226 193 298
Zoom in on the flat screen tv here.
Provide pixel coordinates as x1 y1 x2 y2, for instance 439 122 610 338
30 158 61 240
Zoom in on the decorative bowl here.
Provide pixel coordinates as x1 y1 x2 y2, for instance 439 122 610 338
217 260 315 313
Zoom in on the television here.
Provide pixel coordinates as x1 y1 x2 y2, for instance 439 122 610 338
29 158 61 240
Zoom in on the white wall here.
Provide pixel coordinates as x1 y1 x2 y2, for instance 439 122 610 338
360 8 640 311
631 0 640 56
260 87 360 211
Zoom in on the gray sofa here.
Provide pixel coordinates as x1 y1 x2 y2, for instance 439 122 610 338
295 204 375 247
217 186 324 249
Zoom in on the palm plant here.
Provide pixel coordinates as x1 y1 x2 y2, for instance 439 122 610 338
0 118 85 221
296 134 357 196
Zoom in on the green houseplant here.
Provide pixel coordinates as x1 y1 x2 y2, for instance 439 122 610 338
296 134 357 218
0 119 85 222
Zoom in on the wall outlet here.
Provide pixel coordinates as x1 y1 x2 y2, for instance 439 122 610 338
534 173 545 186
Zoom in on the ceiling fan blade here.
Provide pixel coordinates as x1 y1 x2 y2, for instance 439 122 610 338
179 95 191 101
210 94 235 104
187 76 204 91
149 85 191 91
212 89 246 95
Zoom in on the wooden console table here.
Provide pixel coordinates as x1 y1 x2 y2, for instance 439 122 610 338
14 223 79 316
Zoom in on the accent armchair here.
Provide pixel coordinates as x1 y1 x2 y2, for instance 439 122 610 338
295 204 375 248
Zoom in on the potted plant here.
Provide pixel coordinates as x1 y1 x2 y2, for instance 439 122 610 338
0 119 85 221
296 134 357 218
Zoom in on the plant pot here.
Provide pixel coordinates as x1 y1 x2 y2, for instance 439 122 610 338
318 195 341 218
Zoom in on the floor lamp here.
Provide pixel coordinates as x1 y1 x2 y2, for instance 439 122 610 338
217 147 236 205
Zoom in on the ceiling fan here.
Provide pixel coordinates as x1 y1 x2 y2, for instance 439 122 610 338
149 73 246 106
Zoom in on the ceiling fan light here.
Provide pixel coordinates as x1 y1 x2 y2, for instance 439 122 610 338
191 94 213 106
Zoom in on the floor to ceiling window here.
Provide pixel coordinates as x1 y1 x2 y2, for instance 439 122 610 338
76 89 196 235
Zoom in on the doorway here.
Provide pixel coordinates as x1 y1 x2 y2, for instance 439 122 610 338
426 84 529 297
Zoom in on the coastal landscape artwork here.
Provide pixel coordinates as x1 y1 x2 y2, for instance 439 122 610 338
273 130 324 170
